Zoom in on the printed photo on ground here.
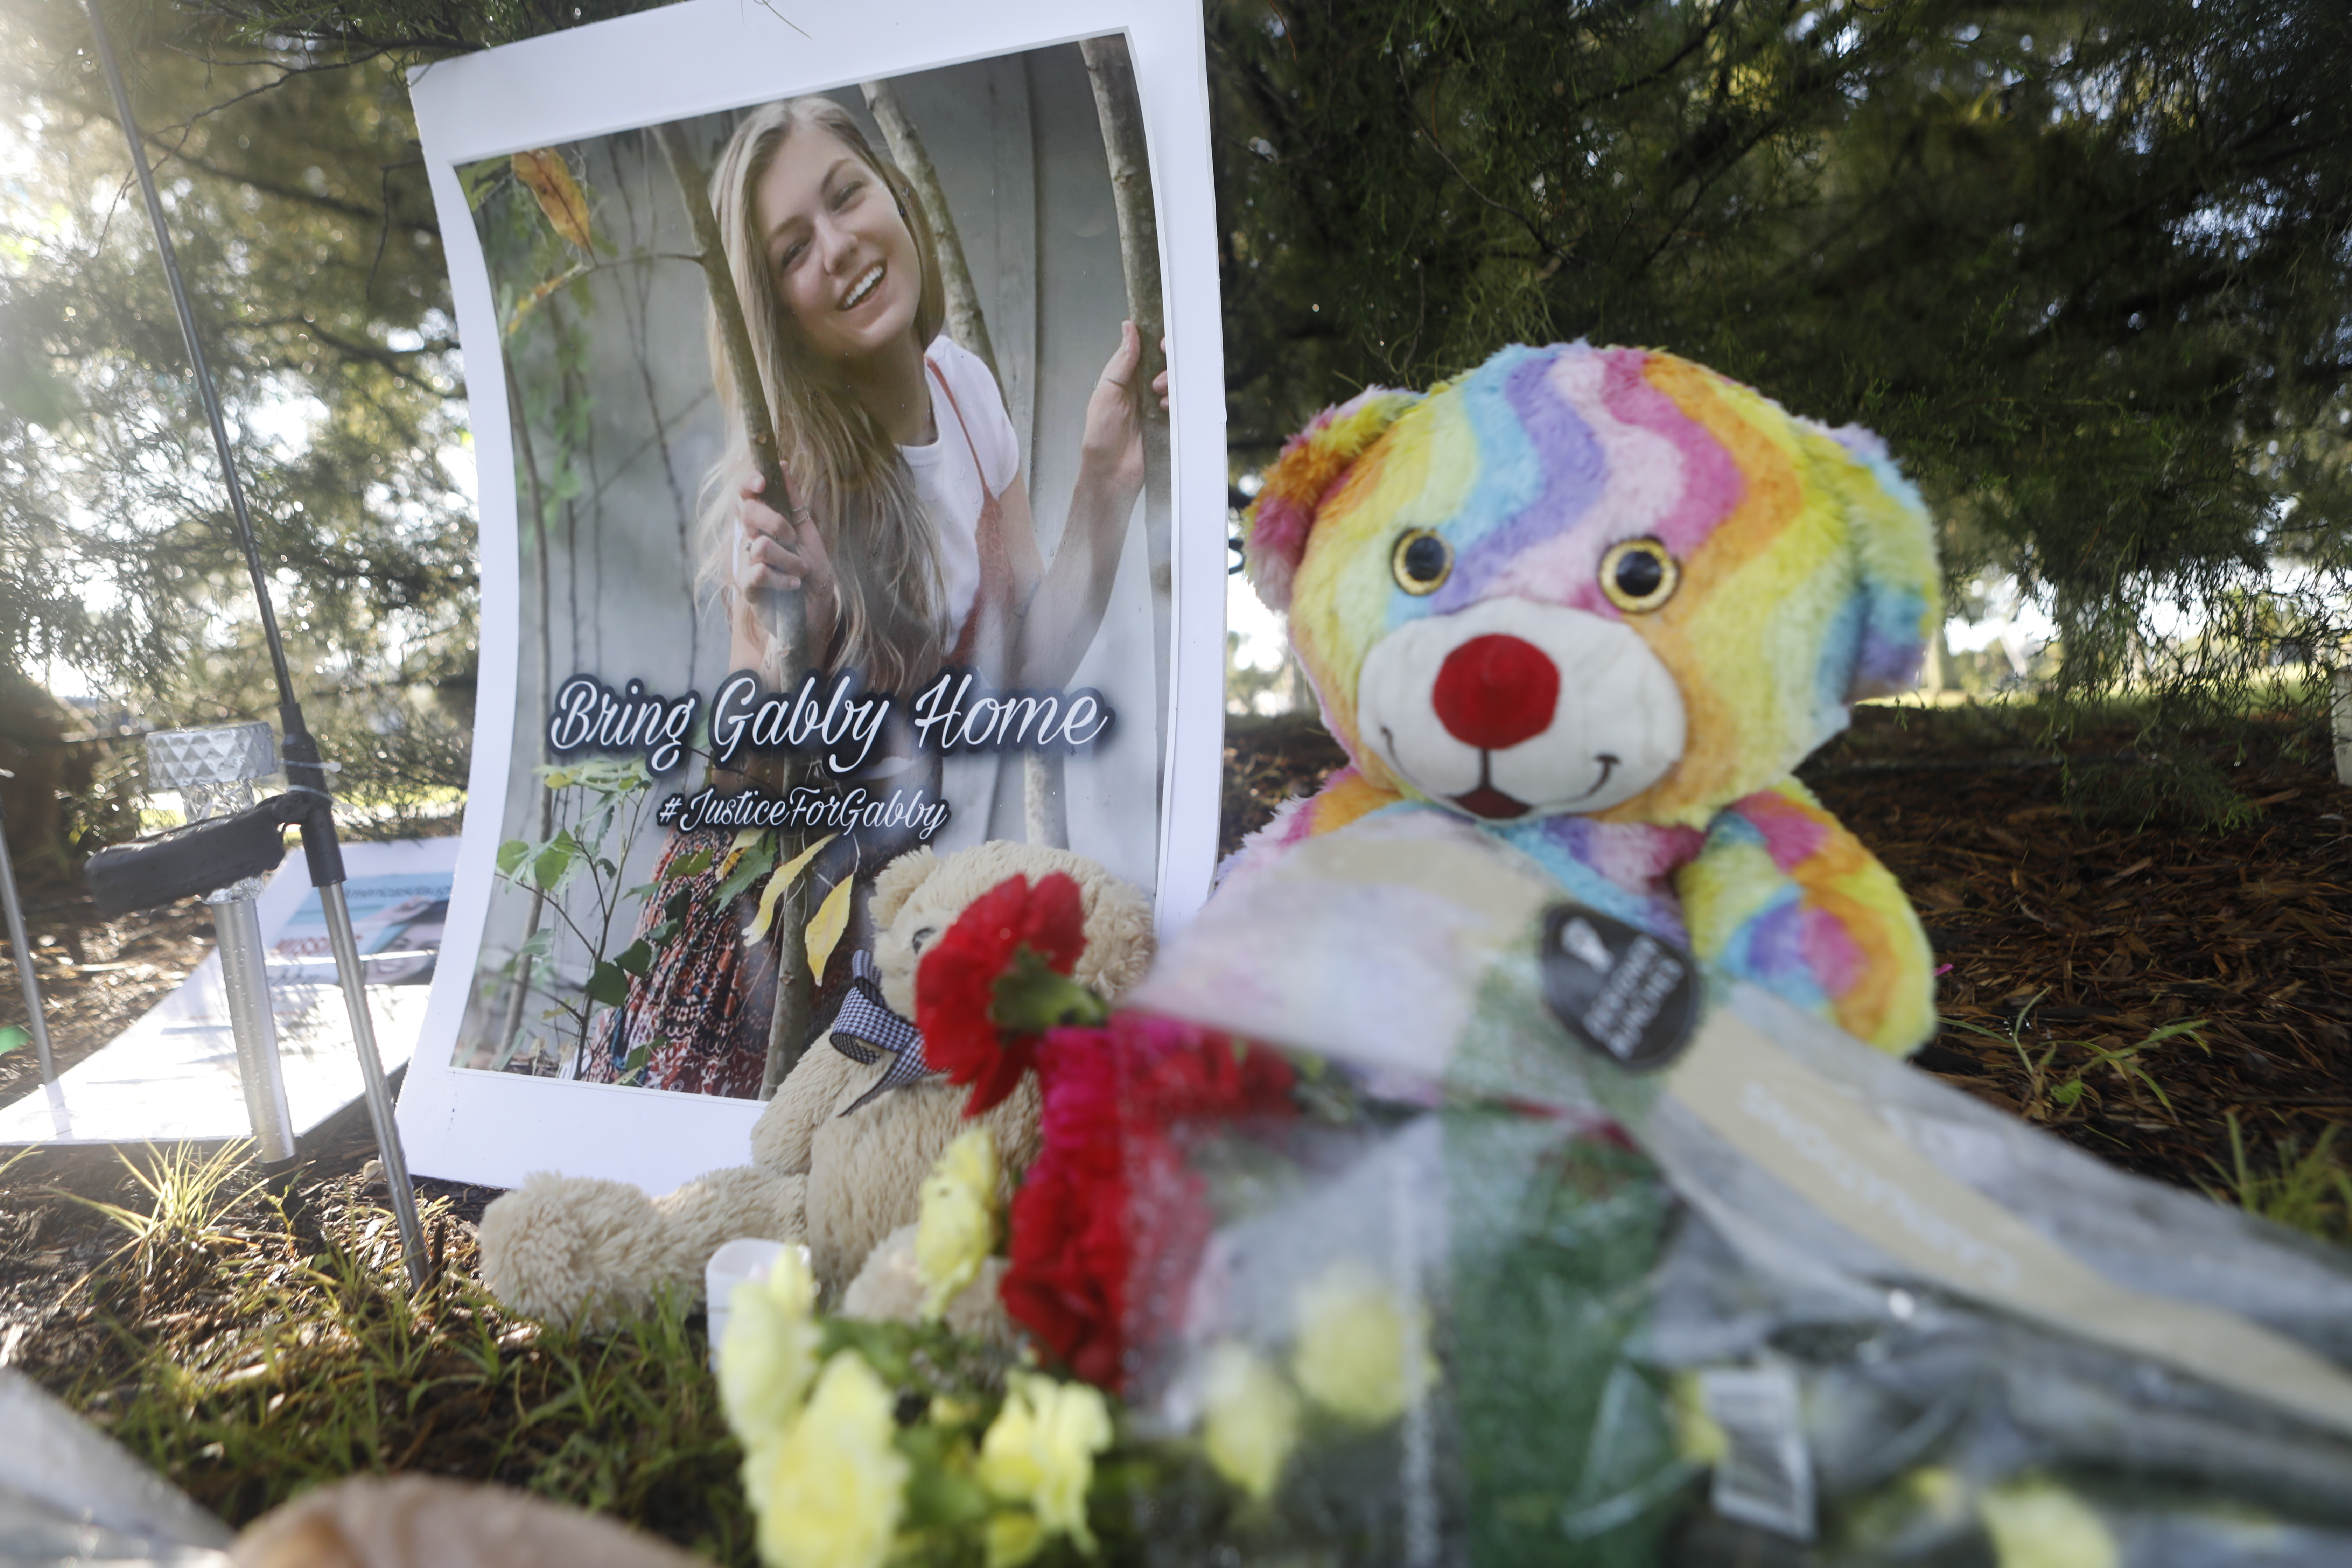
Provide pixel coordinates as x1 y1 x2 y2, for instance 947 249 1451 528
398 0 1225 1191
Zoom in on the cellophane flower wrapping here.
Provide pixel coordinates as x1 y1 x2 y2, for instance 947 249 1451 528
1056 811 2352 1567
1000 1007 1689 1567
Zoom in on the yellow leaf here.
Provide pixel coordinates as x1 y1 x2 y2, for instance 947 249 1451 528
504 260 591 338
715 827 768 882
511 148 596 250
746 832 838 942
803 875 856 982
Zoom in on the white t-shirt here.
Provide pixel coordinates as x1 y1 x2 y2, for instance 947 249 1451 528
899 337 1018 639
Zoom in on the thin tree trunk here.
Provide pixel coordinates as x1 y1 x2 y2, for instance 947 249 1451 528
1923 621 1956 699
497 343 554 1069
651 121 811 1097
1080 35 1171 766
861 79 997 381
858 80 1072 848
1023 750 1069 847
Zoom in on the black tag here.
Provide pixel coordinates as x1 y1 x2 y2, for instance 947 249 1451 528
1539 903 1700 1071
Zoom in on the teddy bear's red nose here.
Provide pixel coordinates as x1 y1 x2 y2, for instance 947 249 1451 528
1432 634 1560 751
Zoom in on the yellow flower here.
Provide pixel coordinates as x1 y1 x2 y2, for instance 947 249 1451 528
1290 1259 1433 1426
1666 1370 1726 1464
750 1351 910 1568
916 1126 1001 1320
721 1246 822 1455
1978 1477 2118 1568
1905 1467 1970 1528
983 1510 1046 1568
1200 1340 1299 1502
978 1372 1114 1554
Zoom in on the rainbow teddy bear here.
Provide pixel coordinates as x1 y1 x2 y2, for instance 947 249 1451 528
1231 341 1942 1055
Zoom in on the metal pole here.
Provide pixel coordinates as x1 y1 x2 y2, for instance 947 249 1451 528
0 778 59 1086
212 897 297 1167
146 725 297 1172
83 10 290 705
82 1 427 1289
320 883 425 1262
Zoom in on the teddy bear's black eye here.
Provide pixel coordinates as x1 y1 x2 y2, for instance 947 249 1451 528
910 926 937 956
1600 538 1679 613
1391 529 1452 595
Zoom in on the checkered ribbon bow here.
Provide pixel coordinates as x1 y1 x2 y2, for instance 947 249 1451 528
828 947 938 1115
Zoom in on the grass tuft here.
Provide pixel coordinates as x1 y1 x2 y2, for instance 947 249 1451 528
1947 999 2209 1126
63 1141 266 1318
2208 1118 2352 1247
46 1144 754 1562
2061 749 2260 833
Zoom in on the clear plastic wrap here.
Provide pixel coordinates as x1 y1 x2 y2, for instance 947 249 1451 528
1094 810 2352 1565
0 1368 231 1567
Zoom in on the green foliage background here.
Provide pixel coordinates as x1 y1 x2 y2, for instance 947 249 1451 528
1210 0 2352 701
3 0 2350 826
1 0 477 826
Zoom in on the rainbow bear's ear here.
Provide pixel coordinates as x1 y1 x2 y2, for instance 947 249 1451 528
1819 422 1942 703
1244 387 1421 613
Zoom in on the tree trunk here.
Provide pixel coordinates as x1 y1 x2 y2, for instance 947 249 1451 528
861 79 997 381
859 80 1072 848
651 121 812 1097
1079 36 1171 766
1023 750 1069 847
496 344 555 1069
1923 621 1956 700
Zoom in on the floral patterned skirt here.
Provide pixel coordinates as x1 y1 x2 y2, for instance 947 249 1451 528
583 825 893 1098
581 835 776 1097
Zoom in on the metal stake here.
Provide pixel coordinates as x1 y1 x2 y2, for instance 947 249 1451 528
212 895 297 1167
146 724 298 1171
0 777 59 1087
321 883 426 1258
82 1 427 1289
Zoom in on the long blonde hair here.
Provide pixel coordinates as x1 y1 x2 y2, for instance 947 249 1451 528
701 97 950 693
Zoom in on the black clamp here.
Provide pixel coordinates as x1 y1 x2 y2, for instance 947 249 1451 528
85 787 336 916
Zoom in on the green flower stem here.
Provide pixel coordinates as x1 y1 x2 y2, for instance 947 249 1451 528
991 946 1111 1034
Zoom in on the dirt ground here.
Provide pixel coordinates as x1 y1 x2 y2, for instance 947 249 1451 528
4 702 2348 1380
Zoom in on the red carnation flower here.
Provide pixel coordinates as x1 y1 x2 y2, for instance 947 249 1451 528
997 1015 1299 1393
1003 1071 1210 1393
1114 1013 1299 1124
1003 1116 1152 1389
916 871 1091 1116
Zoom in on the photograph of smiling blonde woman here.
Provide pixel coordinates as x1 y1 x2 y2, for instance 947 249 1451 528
445 36 1175 1101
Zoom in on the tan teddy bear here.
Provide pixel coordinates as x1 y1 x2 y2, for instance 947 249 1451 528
478 840 1155 1330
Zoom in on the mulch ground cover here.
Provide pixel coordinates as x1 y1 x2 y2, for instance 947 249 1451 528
0 889 505 1389
1225 699 2352 1204
1809 706 2352 1200
0 700 2345 1514
0 895 214 1117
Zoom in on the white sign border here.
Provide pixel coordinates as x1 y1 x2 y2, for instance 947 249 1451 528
400 0 1226 1193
